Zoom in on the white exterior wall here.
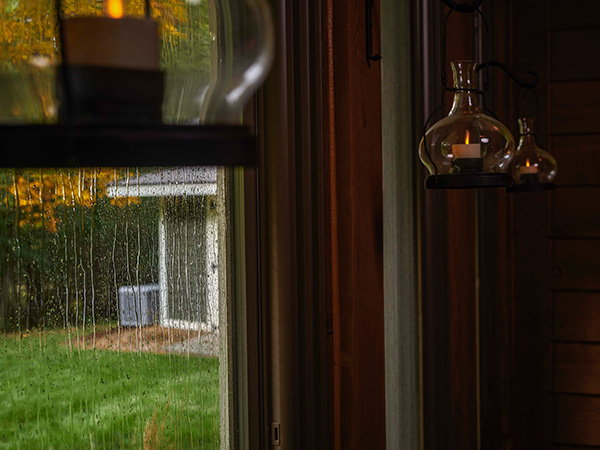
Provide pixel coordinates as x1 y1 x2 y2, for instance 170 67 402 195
158 199 219 331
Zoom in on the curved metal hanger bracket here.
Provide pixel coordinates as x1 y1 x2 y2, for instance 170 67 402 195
442 6 491 93
476 61 539 89
440 0 484 14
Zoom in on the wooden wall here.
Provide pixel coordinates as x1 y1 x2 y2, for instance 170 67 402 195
421 6 481 448
511 0 600 447
324 0 386 449
419 1 600 448
548 1 600 447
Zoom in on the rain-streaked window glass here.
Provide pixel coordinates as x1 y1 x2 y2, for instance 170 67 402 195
0 0 273 446
0 166 231 449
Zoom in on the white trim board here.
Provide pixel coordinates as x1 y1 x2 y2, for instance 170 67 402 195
106 183 217 198
382 0 421 448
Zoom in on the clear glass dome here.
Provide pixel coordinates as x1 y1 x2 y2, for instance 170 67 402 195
0 0 274 125
508 117 557 189
419 60 515 188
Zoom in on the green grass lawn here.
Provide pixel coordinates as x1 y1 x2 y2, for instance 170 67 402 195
0 332 220 450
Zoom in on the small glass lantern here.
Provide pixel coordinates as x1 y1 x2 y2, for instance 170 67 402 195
419 60 515 189
507 117 557 192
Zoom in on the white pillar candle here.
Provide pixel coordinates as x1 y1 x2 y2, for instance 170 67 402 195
61 0 159 71
452 130 481 158
519 160 538 175
452 143 481 158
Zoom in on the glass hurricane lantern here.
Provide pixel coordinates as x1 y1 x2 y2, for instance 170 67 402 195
419 60 515 189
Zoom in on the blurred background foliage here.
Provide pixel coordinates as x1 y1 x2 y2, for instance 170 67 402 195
0 168 160 332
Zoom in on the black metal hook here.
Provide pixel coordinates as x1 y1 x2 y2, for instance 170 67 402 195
366 0 382 63
442 7 491 92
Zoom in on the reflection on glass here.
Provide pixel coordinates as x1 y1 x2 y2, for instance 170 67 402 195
0 0 274 124
0 167 227 449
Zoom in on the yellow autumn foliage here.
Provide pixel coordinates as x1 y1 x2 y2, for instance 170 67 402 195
9 168 139 233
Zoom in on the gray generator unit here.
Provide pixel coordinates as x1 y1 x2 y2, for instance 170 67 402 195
118 284 159 327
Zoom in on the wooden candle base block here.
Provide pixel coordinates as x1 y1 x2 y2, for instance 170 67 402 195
61 17 160 71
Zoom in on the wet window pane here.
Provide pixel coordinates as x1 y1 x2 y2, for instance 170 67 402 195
0 0 273 125
0 167 230 449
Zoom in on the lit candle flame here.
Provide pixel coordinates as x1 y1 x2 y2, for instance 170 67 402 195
107 0 124 19
465 130 470 145
526 159 530 167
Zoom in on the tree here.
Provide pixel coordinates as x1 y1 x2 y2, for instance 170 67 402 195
9 168 137 233
0 168 151 332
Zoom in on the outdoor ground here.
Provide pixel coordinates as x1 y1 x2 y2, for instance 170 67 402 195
72 325 220 357
0 328 220 450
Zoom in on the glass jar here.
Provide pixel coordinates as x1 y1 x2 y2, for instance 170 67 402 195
507 117 557 191
419 60 515 189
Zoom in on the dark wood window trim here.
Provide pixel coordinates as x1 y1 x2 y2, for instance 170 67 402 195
256 0 386 448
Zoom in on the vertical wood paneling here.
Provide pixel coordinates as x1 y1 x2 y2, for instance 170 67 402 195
447 190 478 450
329 0 385 448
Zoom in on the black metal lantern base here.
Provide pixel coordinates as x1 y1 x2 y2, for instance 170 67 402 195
425 173 512 189
59 65 164 125
506 182 555 193
0 124 256 167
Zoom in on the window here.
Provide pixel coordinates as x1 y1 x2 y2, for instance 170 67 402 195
0 0 273 447
0 166 234 449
